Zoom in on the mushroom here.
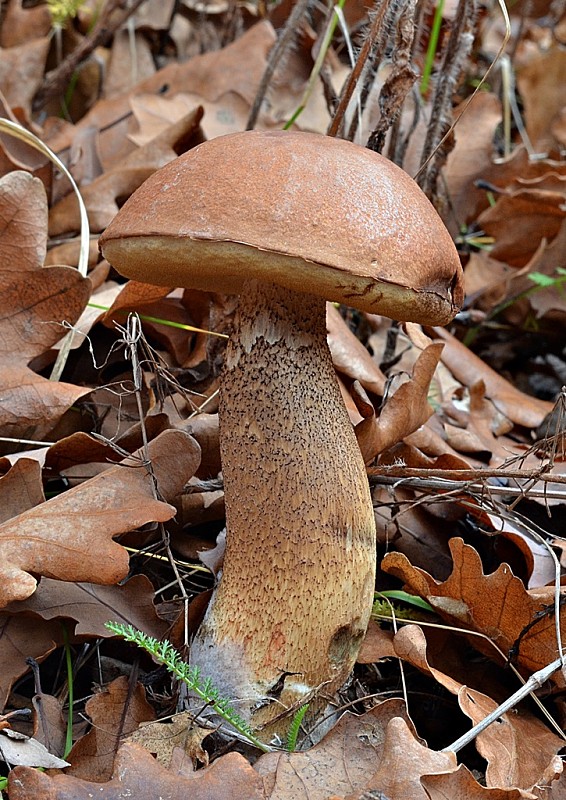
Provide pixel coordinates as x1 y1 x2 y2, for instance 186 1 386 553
99 130 463 738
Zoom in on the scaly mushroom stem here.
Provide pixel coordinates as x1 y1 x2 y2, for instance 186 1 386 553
190 280 376 737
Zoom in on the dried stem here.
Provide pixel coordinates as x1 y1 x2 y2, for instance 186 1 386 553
327 0 388 138
246 0 312 130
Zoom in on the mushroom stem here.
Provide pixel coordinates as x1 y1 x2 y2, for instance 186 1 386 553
190 280 376 736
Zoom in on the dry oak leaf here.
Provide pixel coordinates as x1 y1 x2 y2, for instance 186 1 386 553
382 537 564 679
7 574 168 638
256 699 417 800
458 687 564 791
343 717 457 800
0 171 91 440
8 741 265 799
65 676 155 781
393 625 565 792
0 429 201 607
127 711 212 769
429 326 552 429
0 611 61 710
421 764 534 798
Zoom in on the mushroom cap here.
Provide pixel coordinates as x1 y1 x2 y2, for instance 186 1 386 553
100 130 463 324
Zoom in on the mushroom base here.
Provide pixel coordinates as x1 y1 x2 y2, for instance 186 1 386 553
190 281 376 742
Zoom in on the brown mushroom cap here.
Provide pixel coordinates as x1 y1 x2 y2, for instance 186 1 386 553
100 130 463 325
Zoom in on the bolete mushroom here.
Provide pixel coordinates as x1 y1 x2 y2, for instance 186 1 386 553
99 130 463 738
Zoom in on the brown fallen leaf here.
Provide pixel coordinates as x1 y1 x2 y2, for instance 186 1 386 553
256 699 418 799
327 304 386 397
393 625 565 792
0 612 61 709
0 429 200 606
0 171 91 440
66 676 155 781
458 687 564 791
354 341 444 460
128 711 211 768
421 764 534 798
7 574 168 639
8 741 266 799
382 537 565 680
429 326 553 429
0 38 50 119
343 717 457 800
478 187 565 268
0 459 45 521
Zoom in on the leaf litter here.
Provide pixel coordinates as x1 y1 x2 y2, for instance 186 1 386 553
0 0 565 796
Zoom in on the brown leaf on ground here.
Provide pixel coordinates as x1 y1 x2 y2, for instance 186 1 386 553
128 21 278 143
8 742 266 799
354 342 444 460
0 430 200 606
357 619 397 664
0 0 52 48
0 171 91 440
458 687 564 791
66 676 155 781
429 326 553 429
478 186 566 268
0 38 50 118
0 612 61 710
128 711 211 769
421 764 533 798
393 625 565 791
444 92 502 234
327 304 386 397
0 459 45 521
343 717 457 800
7 574 168 638
256 700 417 799
32 692 67 758
382 538 564 679
516 45 566 152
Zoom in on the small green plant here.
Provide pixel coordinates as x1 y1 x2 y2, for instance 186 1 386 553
105 622 272 752
286 704 309 752
372 590 434 620
47 0 86 30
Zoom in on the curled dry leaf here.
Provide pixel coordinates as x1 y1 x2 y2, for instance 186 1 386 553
66 676 155 781
429 326 553 429
7 574 168 638
8 742 265 800
393 625 565 792
354 341 444 461
382 537 566 681
0 429 200 606
255 699 418 799
0 171 91 440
